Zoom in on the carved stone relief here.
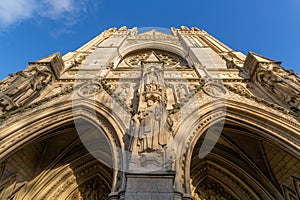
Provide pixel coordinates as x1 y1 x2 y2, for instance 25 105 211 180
124 50 188 68
256 64 300 110
69 178 110 200
66 53 88 70
221 53 244 69
112 84 130 104
175 84 188 103
78 83 102 97
122 56 178 171
195 182 236 200
126 29 180 45
231 84 252 95
0 65 52 112
1 27 300 200
203 82 226 98
128 64 169 154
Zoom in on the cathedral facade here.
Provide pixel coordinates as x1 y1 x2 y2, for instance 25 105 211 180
0 26 299 200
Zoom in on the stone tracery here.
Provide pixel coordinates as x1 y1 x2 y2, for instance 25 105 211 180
124 49 187 68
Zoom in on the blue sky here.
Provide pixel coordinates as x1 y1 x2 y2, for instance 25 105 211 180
0 0 300 80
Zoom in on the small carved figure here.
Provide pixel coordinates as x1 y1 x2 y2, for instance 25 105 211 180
176 85 186 101
145 69 159 84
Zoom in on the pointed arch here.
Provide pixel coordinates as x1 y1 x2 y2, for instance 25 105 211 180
0 97 127 198
113 41 192 67
172 99 299 199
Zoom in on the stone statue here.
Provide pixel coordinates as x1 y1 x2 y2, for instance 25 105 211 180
0 65 52 112
257 64 300 110
140 99 167 151
130 97 168 153
127 60 175 171
144 67 163 86
128 61 171 152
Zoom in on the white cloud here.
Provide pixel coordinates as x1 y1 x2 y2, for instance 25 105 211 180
0 0 35 26
49 0 74 13
0 0 92 28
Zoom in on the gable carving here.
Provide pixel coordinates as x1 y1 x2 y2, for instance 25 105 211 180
0 65 53 114
256 63 300 111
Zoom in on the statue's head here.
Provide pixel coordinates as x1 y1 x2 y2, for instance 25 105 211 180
147 99 154 107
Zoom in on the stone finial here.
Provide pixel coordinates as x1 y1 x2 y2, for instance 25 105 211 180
181 26 190 31
118 26 127 31
191 27 201 31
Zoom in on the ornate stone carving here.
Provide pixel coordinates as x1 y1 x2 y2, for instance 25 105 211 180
0 65 52 112
221 53 244 69
203 82 226 98
124 50 187 68
129 64 169 153
1 27 300 200
231 84 251 95
175 85 188 103
112 84 130 103
71 178 110 200
125 54 176 171
78 83 102 97
127 29 179 44
195 182 236 200
256 64 300 110
131 97 168 152
118 26 127 31
103 27 117 38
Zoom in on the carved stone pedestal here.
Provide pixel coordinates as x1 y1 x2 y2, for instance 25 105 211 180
125 171 175 200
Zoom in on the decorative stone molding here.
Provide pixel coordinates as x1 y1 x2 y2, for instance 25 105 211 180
77 82 102 97
282 176 300 200
225 84 298 117
28 52 64 78
192 164 257 199
255 63 300 111
0 64 53 113
195 182 236 200
203 82 226 98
